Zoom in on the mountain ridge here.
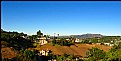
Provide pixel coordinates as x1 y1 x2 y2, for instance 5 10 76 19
54 34 104 38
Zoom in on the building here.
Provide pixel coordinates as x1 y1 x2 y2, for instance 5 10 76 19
39 50 49 56
36 37 48 45
21 35 29 39
104 43 114 46
75 38 82 43
66 39 70 41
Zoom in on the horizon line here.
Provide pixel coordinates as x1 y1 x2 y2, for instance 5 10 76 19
1 29 121 36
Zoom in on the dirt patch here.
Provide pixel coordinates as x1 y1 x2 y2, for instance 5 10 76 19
1 47 18 59
34 43 112 57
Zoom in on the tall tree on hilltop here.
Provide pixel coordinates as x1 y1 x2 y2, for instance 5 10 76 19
37 30 43 36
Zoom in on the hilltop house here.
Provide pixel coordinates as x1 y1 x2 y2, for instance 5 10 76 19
36 37 49 45
21 35 29 39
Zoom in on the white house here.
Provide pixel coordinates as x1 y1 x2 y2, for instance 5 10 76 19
21 35 29 39
104 43 114 46
111 40 114 43
109 44 114 46
39 50 49 56
66 39 70 41
36 37 48 45
75 38 82 43
104 43 110 45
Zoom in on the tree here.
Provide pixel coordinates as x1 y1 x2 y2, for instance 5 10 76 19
48 50 53 60
32 35 37 40
44 35 46 37
106 42 121 61
37 30 43 36
87 47 106 61
17 49 36 61
46 35 50 38
106 49 121 61
57 34 59 37
52 39 56 46
61 40 64 46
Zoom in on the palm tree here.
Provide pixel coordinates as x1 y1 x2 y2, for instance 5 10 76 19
57 34 59 37
54 33 56 38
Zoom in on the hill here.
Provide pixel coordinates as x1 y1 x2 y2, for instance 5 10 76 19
54 34 104 39
1 47 18 59
70 34 103 38
35 43 111 57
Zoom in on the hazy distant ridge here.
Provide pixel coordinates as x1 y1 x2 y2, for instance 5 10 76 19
57 34 103 38
70 34 103 38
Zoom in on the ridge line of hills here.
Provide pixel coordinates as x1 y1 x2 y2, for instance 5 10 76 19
53 34 104 38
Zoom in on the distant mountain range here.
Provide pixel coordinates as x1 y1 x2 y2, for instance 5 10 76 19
70 34 103 38
56 34 103 38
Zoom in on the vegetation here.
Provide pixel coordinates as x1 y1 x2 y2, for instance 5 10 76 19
1 29 121 61
1 30 33 50
81 36 121 44
16 49 36 61
85 42 121 61
54 54 78 61
105 42 121 61
52 37 74 46
86 48 106 61
37 30 43 37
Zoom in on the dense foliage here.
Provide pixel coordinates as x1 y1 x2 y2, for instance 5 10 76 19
52 37 74 46
16 49 36 61
105 42 121 61
86 48 106 61
86 42 121 61
1 30 33 50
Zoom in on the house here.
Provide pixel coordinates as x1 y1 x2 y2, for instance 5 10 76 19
109 44 114 46
111 40 114 43
75 38 82 43
39 49 52 56
66 39 70 41
21 35 29 39
39 50 49 56
39 49 49 56
21 36 25 38
104 43 114 46
36 37 48 45
104 43 110 45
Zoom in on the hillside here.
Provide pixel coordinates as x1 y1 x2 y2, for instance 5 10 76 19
1 47 18 59
35 43 112 57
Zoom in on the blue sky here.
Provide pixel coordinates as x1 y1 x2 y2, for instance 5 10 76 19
1 1 121 36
